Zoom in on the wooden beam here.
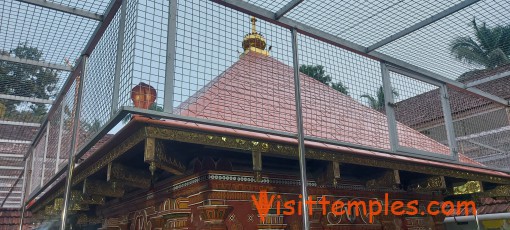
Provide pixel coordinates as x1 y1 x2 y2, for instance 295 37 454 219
71 190 105 205
366 170 400 189
144 138 185 175
480 185 510 197
252 150 262 182
317 161 341 186
83 178 124 198
107 162 151 189
407 176 446 192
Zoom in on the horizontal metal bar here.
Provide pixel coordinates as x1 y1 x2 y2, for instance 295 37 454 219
0 120 40 127
0 166 23 170
366 0 480 52
0 197 21 199
473 153 510 163
0 54 72 71
211 0 508 107
0 94 54 104
16 0 103 21
274 0 303 19
0 154 24 158
387 65 442 86
0 191 21 194
0 139 32 144
0 176 23 179
457 126 510 141
466 70 510 87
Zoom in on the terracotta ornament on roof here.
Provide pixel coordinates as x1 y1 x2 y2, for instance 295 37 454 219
241 17 269 56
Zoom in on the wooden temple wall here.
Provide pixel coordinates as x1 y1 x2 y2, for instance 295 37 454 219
94 171 446 230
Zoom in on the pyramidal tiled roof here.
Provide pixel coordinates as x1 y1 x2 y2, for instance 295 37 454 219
176 52 477 164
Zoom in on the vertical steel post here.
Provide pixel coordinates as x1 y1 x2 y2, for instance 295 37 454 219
440 84 459 160
59 55 88 230
55 105 65 173
28 148 36 192
111 0 127 117
291 28 310 229
163 0 178 113
381 62 399 151
18 159 29 230
40 122 50 186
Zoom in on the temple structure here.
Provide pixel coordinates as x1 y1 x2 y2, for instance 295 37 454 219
27 17 510 230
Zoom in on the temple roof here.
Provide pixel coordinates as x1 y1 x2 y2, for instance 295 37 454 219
394 64 510 128
175 51 480 164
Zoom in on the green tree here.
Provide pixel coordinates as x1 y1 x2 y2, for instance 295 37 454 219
299 64 349 95
360 86 398 110
0 43 59 120
82 119 102 134
450 19 510 70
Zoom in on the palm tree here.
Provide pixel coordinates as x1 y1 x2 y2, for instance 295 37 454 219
450 19 510 69
360 86 398 110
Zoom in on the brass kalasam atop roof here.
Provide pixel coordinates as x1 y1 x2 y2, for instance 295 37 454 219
242 17 269 56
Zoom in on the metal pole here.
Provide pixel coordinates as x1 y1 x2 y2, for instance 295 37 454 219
55 105 65 173
111 0 127 117
29 149 36 193
163 0 178 113
381 62 399 151
291 28 310 229
41 122 50 187
18 160 29 230
440 84 459 160
59 55 88 230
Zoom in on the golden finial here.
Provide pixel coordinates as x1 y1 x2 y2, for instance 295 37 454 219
241 16 269 56
251 16 257 34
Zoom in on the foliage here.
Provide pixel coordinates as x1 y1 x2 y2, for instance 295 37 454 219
360 86 399 110
0 43 59 120
299 65 349 95
450 19 510 70
83 119 102 133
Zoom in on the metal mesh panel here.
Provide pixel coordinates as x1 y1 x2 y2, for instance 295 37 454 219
46 0 112 15
390 71 451 156
248 0 293 12
378 0 510 80
0 0 98 65
298 34 390 150
43 107 63 185
118 0 138 111
173 0 296 133
29 134 45 194
447 86 510 169
58 80 77 170
0 177 22 209
287 0 463 47
118 0 170 111
77 10 120 150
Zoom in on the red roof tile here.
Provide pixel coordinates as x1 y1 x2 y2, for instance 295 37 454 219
176 52 463 159
395 64 510 128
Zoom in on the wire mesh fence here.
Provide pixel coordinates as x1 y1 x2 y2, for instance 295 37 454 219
77 8 120 150
2 0 510 211
298 33 391 150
